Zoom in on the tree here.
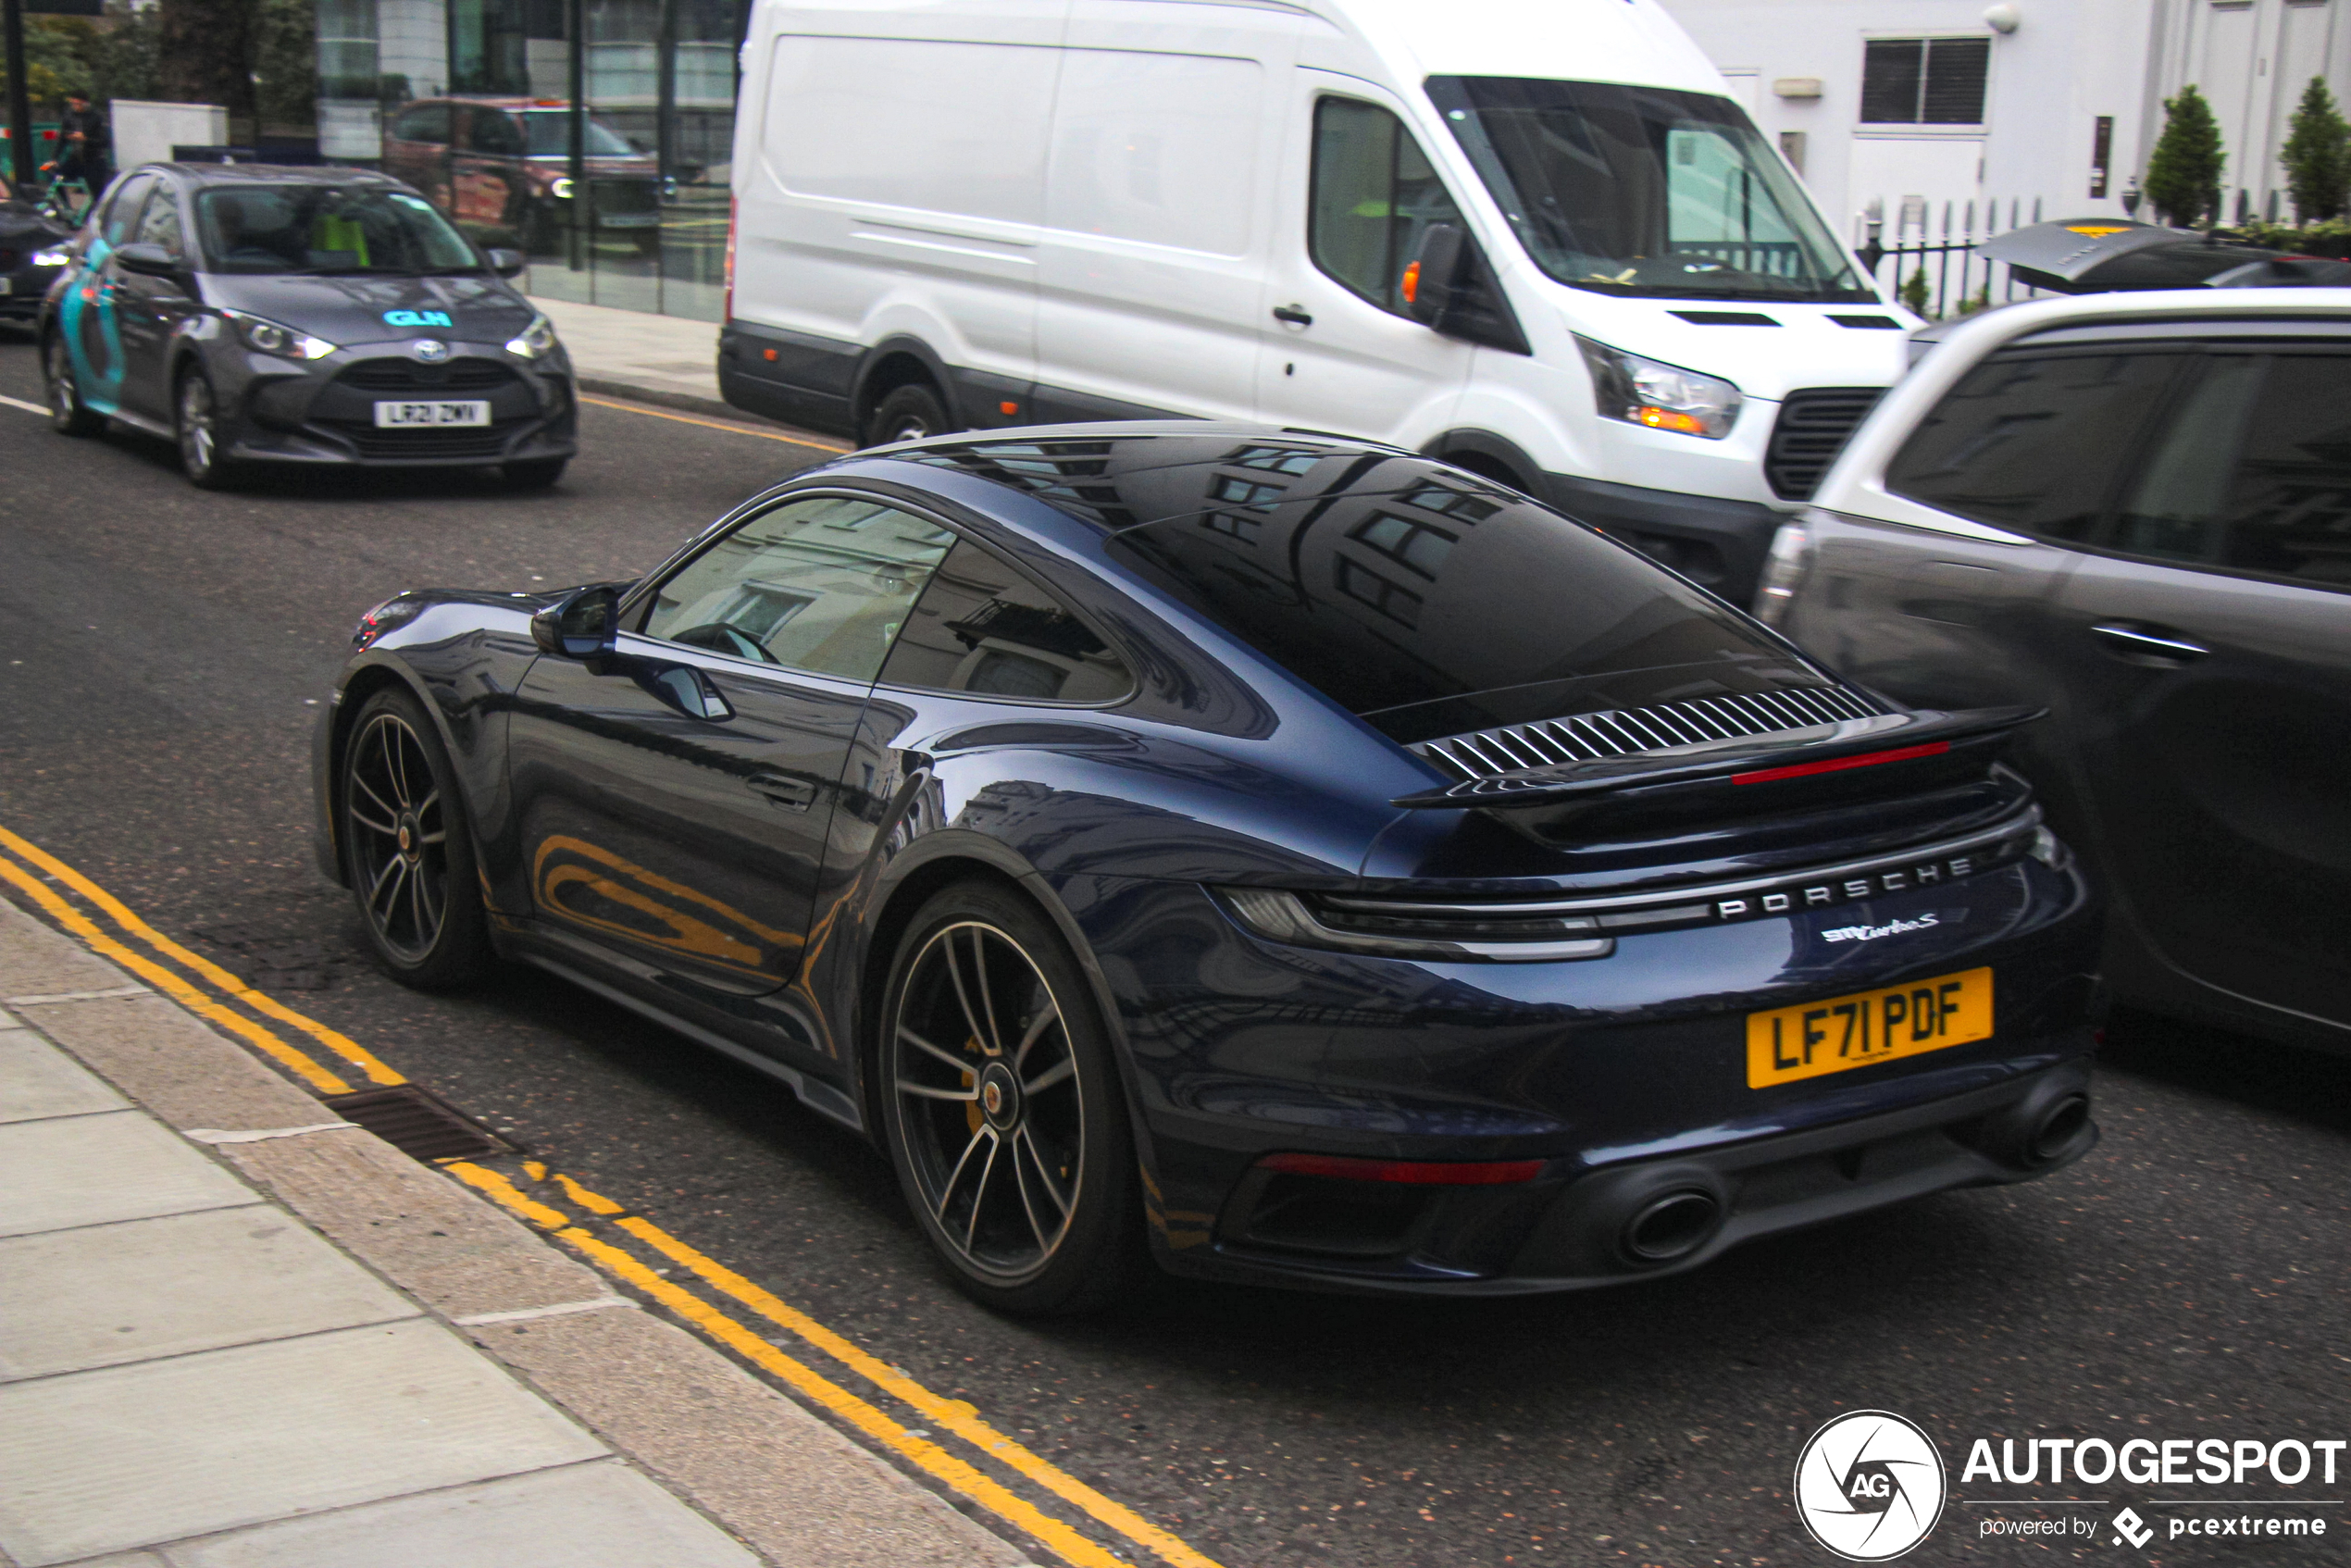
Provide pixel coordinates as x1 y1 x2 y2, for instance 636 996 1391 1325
254 0 316 133
158 0 256 123
2280 76 2351 225
0 18 96 108
2146 85 2226 229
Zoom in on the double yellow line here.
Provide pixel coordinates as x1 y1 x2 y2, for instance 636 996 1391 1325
0 823 1225 1568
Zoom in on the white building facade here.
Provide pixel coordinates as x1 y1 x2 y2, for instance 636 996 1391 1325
1661 0 2351 243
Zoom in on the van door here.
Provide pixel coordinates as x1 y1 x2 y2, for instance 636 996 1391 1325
1029 4 1299 423
1254 76 1476 444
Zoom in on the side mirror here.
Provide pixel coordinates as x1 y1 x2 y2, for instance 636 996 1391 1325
113 242 181 279
530 584 620 660
485 246 526 277
1403 224 1467 327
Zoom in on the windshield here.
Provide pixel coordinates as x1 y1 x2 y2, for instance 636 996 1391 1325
194 186 479 275
1426 76 1874 304
522 112 641 158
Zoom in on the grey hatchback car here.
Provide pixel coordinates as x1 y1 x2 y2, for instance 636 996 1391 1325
1756 288 2351 1054
39 163 576 489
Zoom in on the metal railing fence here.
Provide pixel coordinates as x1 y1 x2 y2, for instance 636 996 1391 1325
1854 195 2049 319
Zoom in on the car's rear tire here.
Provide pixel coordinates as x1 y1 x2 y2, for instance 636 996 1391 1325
44 332 104 436
339 688 495 990
175 369 241 490
877 880 1140 1315
864 382 952 448
504 456 567 489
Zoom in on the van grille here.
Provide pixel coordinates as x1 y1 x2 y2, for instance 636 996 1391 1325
1764 387 1884 500
1412 686 1885 783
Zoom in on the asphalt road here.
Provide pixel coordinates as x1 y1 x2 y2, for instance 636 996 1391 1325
2 330 2346 1567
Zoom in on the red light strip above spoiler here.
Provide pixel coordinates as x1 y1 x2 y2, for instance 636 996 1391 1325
1733 740 1950 784
1389 705 2046 810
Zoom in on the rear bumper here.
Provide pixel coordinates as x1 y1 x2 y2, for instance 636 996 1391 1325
1538 469 1786 604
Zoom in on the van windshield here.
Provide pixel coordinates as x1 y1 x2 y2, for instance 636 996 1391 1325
1426 76 1874 304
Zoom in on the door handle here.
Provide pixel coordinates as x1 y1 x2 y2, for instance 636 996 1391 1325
748 773 817 811
2089 622 2208 661
1271 305 1313 327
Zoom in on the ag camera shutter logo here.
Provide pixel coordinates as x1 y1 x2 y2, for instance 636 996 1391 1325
1794 1411 1947 1561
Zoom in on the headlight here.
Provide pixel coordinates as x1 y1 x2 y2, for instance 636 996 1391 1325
505 314 558 360
1576 336 1741 440
31 246 71 268
1753 518 1814 626
549 176 575 200
352 594 426 650
224 309 335 361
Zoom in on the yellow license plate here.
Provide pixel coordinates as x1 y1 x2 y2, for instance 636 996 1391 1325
1746 967 1994 1089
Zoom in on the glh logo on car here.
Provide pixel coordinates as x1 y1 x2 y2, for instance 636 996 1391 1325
1794 1411 1947 1561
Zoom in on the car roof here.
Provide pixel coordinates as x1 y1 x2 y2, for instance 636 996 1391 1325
148 163 398 189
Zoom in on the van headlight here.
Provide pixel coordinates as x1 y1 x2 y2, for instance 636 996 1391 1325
1753 518 1814 625
505 315 558 360
1576 337 1741 440
223 309 336 360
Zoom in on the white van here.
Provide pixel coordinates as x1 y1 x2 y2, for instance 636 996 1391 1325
718 0 1916 600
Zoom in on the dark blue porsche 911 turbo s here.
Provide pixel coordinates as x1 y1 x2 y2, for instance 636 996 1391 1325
315 425 2102 1313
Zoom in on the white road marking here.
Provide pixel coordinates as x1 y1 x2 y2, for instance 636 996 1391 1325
0 393 49 417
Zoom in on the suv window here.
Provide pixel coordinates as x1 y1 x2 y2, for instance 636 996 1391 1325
641 493 957 682
1310 97 1464 317
1885 348 2185 538
391 103 452 143
469 108 525 157
878 540 1132 703
2103 351 2351 586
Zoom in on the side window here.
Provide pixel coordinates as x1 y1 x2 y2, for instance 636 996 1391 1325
2104 352 2351 587
1885 349 2185 538
877 540 1133 703
133 190 185 257
470 109 525 157
1310 97 1464 317
641 494 957 683
391 104 451 144
98 174 156 248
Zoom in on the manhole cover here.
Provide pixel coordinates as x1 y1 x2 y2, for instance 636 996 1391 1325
322 1084 521 1163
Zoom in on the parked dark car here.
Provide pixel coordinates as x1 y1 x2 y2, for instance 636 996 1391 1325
0 193 75 327
1759 288 2351 1054
38 163 575 488
380 98 667 256
316 425 2101 1313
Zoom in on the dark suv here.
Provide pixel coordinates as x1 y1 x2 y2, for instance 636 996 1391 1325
381 98 666 255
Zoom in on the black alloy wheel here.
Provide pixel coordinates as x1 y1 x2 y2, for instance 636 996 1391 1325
175 369 238 490
340 690 492 989
879 882 1138 1314
865 382 952 448
44 332 104 436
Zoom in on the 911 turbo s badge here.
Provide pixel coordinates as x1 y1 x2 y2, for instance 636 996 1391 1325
383 309 454 328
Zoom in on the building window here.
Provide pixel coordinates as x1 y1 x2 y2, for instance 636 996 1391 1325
1226 444 1323 475
1860 38 1991 126
1349 512 1458 579
1333 557 1424 627
1208 475 1287 512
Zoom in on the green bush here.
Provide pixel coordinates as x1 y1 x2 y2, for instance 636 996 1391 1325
2279 76 2351 224
2147 85 2226 229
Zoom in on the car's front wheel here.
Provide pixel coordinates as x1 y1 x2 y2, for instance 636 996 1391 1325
340 688 494 989
877 881 1139 1314
175 369 240 490
44 332 104 436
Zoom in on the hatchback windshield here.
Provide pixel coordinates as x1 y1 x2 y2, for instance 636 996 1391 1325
1427 76 1873 303
195 186 479 275
521 111 641 158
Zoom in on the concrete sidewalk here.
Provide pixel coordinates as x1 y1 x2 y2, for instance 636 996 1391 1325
529 294 767 427
0 899 1026 1568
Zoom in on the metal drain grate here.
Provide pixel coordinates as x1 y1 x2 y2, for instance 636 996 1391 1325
322 1085 520 1163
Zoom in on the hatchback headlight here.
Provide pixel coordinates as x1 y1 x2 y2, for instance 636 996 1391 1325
1576 336 1741 440
505 314 558 360
224 309 336 361
31 245 71 268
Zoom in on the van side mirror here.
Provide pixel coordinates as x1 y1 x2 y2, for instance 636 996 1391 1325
485 246 526 277
1401 224 1531 355
531 584 620 659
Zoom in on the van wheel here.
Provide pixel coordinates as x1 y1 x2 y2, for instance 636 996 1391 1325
865 383 952 448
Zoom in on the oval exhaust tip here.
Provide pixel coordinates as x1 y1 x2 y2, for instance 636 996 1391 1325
1622 1189 1723 1263
2031 1094 2092 1164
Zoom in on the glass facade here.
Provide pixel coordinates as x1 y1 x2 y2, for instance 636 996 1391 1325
313 0 743 320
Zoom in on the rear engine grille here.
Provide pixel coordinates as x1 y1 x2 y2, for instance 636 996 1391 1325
1764 387 1884 500
338 357 519 393
1412 686 1885 783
